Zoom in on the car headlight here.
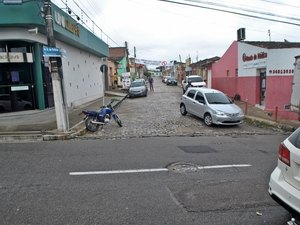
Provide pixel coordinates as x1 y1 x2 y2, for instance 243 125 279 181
213 110 225 116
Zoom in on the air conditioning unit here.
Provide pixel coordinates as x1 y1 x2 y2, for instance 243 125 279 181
237 28 246 41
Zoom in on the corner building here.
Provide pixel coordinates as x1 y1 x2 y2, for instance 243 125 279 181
0 1 108 113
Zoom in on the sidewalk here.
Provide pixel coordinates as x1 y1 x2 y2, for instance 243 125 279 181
0 90 128 142
236 101 300 132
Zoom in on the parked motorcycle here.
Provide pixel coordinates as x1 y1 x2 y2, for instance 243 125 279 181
81 101 122 132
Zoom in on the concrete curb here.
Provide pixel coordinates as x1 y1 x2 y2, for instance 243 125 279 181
42 95 128 141
0 131 43 142
245 116 297 132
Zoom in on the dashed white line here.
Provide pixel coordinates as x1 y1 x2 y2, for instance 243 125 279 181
69 164 252 176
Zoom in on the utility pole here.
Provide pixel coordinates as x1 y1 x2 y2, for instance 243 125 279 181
134 46 137 79
44 0 68 132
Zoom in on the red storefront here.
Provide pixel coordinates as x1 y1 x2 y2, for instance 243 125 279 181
212 40 300 121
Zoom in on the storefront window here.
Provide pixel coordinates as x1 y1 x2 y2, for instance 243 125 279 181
0 41 35 113
0 43 5 52
6 41 32 53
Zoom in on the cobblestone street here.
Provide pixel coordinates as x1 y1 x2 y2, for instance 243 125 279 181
80 77 281 140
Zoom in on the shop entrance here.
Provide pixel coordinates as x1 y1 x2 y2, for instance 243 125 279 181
0 63 36 113
259 70 266 107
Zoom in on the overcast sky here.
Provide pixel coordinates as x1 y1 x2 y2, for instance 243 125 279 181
52 0 300 64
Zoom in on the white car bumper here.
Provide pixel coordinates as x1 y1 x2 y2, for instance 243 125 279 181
269 167 300 215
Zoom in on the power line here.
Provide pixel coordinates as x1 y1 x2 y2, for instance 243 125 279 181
186 0 300 22
158 0 300 26
55 0 121 46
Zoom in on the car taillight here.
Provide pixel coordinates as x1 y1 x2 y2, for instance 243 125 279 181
278 142 290 166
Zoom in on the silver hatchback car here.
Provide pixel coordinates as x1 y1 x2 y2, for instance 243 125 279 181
180 87 244 126
128 79 148 98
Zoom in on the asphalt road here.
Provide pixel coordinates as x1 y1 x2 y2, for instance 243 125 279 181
0 77 294 225
0 134 292 225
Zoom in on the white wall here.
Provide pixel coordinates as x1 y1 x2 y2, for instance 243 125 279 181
291 56 300 110
56 41 104 107
238 42 267 77
267 48 299 77
238 42 300 78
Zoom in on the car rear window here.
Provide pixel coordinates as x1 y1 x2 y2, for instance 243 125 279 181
131 81 143 87
188 77 203 82
288 128 300 149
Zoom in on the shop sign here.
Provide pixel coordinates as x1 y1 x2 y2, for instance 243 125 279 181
43 46 61 57
11 86 29 91
54 11 80 37
269 69 294 75
122 72 131 89
0 52 33 63
242 52 267 62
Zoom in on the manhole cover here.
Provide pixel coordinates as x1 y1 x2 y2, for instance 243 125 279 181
167 162 199 173
179 145 216 153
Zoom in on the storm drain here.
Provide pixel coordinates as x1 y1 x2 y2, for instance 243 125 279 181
178 145 217 153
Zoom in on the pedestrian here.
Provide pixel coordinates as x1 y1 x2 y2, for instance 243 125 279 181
149 76 154 91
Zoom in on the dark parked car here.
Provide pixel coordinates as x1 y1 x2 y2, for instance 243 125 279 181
166 77 178 86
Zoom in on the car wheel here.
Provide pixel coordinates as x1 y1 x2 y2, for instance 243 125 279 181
180 104 187 115
204 113 213 126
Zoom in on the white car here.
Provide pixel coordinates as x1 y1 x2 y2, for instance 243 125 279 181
269 127 300 221
180 87 244 126
182 75 206 93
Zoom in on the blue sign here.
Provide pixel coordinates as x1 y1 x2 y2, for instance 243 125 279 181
43 46 61 57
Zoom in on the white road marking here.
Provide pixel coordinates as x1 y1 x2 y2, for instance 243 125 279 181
198 164 252 170
69 168 168 176
69 164 252 176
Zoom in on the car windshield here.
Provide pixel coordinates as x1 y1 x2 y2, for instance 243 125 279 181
205 93 232 104
131 81 143 87
188 77 203 82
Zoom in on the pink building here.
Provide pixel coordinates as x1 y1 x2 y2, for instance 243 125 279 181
212 41 300 121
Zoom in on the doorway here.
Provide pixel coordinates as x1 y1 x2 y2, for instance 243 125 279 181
0 64 35 113
259 70 266 107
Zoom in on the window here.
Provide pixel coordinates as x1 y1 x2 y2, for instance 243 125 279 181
0 43 6 52
195 92 205 104
205 92 232 104
187 89 196 99
289 128 300 149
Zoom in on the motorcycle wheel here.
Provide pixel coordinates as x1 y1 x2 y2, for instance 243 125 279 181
85 117 100 132
114 115 123 127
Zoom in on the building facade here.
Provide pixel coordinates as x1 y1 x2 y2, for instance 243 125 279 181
0 1 108 113
212 40 300 120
